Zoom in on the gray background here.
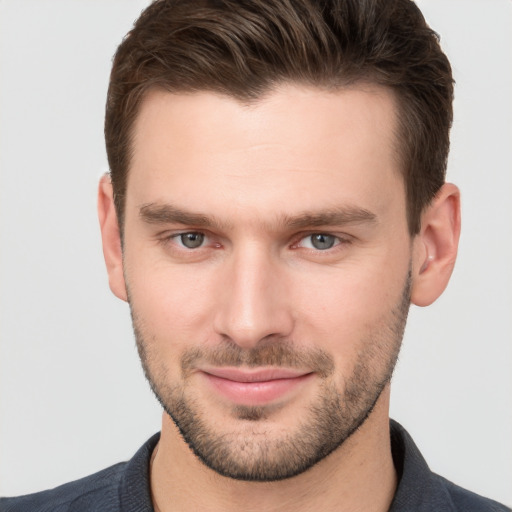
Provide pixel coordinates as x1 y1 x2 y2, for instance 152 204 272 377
1 0 511 505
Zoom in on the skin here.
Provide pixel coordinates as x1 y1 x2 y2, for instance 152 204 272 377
98 84 460 512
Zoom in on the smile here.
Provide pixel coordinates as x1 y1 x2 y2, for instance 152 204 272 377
199 367 314 406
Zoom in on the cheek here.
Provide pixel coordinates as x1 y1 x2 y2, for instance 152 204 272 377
290 254 409 360
125 252 219 350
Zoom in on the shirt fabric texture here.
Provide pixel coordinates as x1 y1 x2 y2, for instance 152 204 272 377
1 420 509 511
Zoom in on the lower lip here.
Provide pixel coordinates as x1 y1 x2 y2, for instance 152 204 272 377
201 372 313 406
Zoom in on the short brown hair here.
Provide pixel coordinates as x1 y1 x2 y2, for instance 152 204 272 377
105 0 453 234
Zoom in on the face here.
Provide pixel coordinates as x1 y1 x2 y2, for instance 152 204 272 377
121 85 413 481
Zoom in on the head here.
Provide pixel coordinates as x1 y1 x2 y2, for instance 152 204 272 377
99 0 460 482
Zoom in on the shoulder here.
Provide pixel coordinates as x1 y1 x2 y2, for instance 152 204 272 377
0 433 159 512
433 474 511 512
389 420 511 512
0 462 126 512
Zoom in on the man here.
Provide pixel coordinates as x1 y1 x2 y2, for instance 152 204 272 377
1 0 510 510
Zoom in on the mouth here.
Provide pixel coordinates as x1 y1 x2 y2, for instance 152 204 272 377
199 367 314 406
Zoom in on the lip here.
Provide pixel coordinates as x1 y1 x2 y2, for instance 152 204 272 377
199 367 314 406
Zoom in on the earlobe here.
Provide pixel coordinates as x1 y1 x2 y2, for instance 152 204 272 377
411 183 461 307
98 174 128 302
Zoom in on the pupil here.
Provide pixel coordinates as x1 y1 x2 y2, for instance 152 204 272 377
181 232 204 248
311 234 335 250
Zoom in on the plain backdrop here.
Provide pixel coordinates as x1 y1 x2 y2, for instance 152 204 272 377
1 0 511 506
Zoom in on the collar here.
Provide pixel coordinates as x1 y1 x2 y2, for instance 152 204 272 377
388 419 455 511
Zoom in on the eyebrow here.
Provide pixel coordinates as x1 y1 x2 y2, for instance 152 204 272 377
139 203 377 231
285 208 377 229
140 203 223 228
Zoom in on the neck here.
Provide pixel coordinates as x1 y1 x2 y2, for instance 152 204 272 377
150 389 396 512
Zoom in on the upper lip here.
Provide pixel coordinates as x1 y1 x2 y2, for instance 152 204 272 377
200 367 311 383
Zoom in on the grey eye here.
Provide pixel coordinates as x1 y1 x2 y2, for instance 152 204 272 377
310 234 336 250
180 232 205 248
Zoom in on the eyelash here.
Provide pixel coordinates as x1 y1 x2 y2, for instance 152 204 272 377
159 231 351 253
164 231 218 250
293 233 344 251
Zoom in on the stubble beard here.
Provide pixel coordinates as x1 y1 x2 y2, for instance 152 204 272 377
130 272 411 482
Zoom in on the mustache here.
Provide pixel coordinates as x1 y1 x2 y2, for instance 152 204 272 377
181 341 335 378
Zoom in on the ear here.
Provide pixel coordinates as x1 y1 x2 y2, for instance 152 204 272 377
411 183 461 307
98 174 128 302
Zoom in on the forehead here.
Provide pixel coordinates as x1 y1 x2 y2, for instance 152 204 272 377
127 84 404 224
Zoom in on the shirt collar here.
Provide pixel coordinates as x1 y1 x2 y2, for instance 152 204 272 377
389 419 454 511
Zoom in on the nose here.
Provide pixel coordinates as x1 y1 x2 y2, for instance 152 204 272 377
213 243 294 349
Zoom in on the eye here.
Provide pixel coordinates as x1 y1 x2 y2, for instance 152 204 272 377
176 232 205 249
299 233 340 250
